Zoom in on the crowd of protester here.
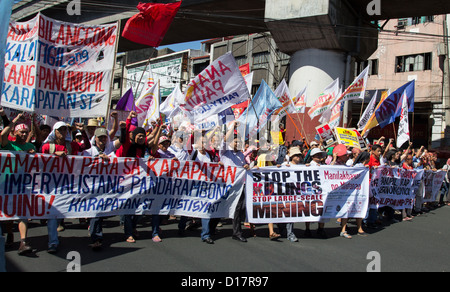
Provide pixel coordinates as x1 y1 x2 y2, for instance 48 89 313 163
0 107 449 256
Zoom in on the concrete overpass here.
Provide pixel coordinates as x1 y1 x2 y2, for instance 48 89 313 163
11 0 450 52
9 0 450 128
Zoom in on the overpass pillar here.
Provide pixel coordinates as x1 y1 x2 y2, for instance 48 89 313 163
265 0 377 130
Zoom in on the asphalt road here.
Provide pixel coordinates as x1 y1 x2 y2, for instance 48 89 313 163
3 205 450 272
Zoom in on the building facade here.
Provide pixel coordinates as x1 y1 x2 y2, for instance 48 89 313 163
210 33 290 95
353 15 450 150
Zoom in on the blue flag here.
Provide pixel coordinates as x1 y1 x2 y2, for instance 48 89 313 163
375 80 415 129
237 80 282 140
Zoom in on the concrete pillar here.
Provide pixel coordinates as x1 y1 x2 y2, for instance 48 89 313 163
288 48 353 127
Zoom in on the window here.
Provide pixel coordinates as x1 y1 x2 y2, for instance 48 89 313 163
398 16 434 27
234 55 248 67
252 52 270 69
355 59 378 76
370 59 379 75
396 53 432 73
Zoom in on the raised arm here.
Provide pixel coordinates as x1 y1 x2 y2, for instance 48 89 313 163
1 113 24 148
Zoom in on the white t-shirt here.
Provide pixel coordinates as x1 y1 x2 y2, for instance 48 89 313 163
168 144 190 161
82 140 117 157
191 150 212 163
309 160 321 167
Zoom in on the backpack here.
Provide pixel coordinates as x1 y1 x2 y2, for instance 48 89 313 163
48 142 72 155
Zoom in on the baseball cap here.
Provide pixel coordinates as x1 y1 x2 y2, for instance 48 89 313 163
53 121 69 130
333 144 348 157
159 136 171 144
310 148 326 157
94 127 108 137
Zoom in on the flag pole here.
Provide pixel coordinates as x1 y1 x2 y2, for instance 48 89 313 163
286 112 309 149
105 20 120 130
392 123 397 145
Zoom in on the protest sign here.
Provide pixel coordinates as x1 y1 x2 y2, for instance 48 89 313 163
369 166 424 209
335 127 361 149
246 165 370 223
181 52 250 123
423 170 446 202
2 14 118 118
351 128 368 150
315 124 337 148
0 152 246 220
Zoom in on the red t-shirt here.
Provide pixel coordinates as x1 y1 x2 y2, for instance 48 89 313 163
402 163 413 170
41 141 84 155
116 118 148 158
367 155 380 170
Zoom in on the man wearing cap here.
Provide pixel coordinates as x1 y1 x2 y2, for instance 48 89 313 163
330 144 350 166
305 147 328 238
41 121 91 157
0 113 36 255
86 118 99 140
277 146 304 242
81 125 125 250
308 148 327 167
41 121 90 254
220 121 250 242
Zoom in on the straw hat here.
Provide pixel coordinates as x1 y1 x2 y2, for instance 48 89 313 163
289 146 302 158
87 119 99 127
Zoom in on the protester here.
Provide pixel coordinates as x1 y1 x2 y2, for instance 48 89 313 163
366 144 382 229
190 135 219 244
0 113 36 255
277 146 303 242
401 153 415 221
81 124 126 250
305 147 328 238
41 121 91 252
220 121 250 242
441 159 450 206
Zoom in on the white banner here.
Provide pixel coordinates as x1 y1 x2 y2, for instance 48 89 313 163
0 152 246 220
2 14 118 118
423 170 446 203
246 165 370 223
369 166 424 209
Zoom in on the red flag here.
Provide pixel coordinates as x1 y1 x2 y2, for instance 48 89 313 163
122 1 182 47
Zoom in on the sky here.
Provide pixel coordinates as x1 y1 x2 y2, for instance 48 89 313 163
159 40 205 52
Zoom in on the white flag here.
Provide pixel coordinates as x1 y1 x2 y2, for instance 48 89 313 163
181 52 250 123
319 87 343 129
244 72 254 95
273 79 295 119
308 78 340 119
160 85 183 119
397 91 410 148
293 87 307 114
333 66 369 107
357 90 377 132
135 82 160 129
